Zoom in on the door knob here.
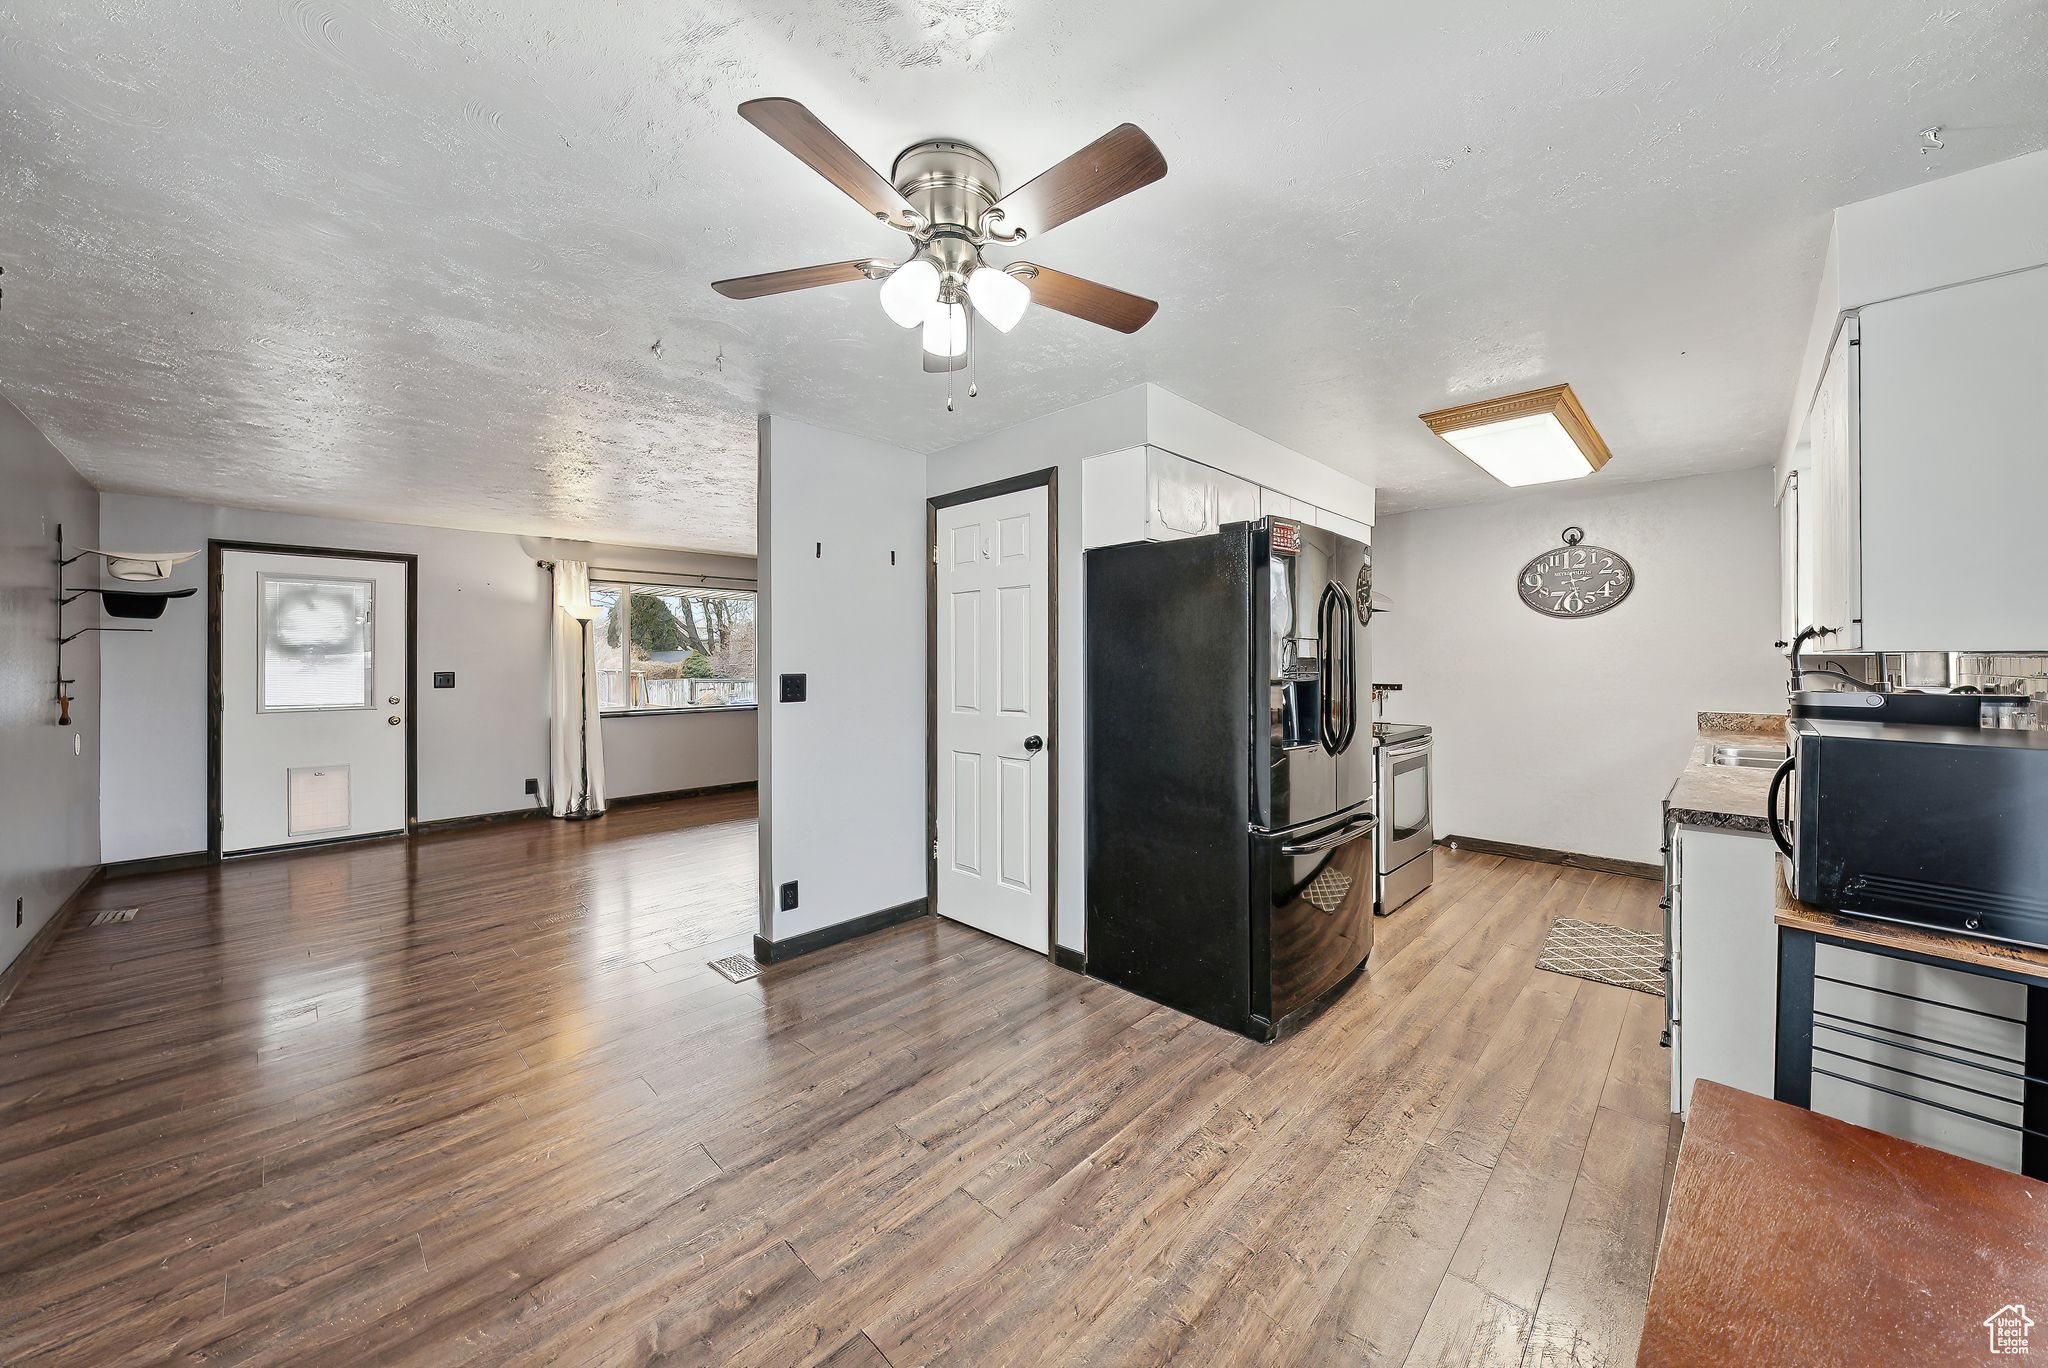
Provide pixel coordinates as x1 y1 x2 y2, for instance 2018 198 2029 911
388 696 401 705
387 715 402 725
1024 734 1043 754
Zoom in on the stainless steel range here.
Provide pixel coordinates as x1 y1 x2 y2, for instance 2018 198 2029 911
1373 722 1434 913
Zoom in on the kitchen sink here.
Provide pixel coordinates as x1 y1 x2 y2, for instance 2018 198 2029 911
1712 743 1788 769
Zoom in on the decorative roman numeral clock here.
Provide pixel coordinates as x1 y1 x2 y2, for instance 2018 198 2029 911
1517 526 1634 618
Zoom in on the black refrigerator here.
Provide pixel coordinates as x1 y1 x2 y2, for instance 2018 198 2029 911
1085 517 1376 1042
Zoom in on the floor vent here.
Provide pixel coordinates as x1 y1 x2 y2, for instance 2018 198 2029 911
89 907 139 927
708 954 762 983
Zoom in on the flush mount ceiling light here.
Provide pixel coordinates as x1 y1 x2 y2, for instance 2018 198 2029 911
1418 384 1613 487
711 99 1166 403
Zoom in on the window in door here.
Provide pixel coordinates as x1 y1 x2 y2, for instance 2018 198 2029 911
258 574 376 712
592 582 757 712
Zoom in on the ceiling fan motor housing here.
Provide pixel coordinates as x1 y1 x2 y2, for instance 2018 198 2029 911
891 139 1008 292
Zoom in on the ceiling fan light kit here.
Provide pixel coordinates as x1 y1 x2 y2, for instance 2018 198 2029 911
712 99 1166 399
1419 383 1613 488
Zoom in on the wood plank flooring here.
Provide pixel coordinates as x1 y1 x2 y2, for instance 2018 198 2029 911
0 793 1674 1366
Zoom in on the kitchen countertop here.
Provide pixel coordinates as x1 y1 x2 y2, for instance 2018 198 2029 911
1663 711 1786 835
1637 1079 2048 1367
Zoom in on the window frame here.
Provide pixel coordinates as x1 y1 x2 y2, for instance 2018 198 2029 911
255 571 378 714
590 579 758 717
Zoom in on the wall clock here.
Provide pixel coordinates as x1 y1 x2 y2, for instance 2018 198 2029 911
1517 526 1633 618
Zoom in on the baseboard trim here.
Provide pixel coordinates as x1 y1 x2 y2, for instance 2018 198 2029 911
610 780 757 809
1054 945 1086 973
754 897 930 965
413 782 759 837
1438 834 1662 882
102 850 212 880
0 867 103 1016
414 806 546 835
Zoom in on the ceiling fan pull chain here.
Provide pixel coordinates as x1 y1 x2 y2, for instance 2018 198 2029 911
969 344 979 400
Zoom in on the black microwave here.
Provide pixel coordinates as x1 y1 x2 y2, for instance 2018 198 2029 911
1769 719 2048 948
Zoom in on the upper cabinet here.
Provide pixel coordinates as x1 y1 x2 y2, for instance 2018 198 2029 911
1805 321 1862 650
1790 267 2048 653
1083 447 1359 550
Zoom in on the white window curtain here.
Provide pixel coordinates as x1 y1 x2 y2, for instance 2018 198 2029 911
548 560 607 819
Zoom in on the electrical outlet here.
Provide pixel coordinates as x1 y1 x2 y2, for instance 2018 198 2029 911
779 881 799 911
524 778 539 796
74 734 81 755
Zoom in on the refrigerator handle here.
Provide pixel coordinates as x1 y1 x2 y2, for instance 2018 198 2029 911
1317 584 1338 755
1342 585 1360 753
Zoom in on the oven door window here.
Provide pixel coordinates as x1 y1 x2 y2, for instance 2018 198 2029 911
1390 752 1431 841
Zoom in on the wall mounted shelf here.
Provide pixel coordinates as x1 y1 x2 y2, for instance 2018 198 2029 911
53 525 196 726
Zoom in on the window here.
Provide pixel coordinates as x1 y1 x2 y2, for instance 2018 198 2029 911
591 582 757 713
259 574 375 711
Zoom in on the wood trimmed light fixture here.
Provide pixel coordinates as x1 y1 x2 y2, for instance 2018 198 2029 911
1419 384 1612 487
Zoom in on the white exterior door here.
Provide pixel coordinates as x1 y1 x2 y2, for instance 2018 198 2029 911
219 549 410 854
935 486 1051 954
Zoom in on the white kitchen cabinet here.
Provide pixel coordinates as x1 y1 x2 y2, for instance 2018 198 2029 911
1776 469 1811 650
1260 488 1305 523
1859 266 2048 649
1081 446 1261 549
1787 265 2048 652
1668 825 1781 1115
1802 321 1862 650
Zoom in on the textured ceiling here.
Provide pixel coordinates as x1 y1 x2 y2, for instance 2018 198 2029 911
3 2 2045 550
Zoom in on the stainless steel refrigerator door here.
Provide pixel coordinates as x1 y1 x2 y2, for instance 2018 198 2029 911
1256 809 1377 1026
1261 524 1374 831
1326 531 1376 815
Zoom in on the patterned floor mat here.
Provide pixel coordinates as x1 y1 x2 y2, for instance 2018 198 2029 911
1536 917 1665 996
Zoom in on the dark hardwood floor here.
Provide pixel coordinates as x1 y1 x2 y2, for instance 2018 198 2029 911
0 793 1672 1366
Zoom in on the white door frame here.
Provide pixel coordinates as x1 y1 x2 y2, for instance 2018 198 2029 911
927 468 1059 959
208 539 418 859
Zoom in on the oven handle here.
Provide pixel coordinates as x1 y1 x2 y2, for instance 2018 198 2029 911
1383 739 1431 758
1766 755 1796 860
1280 814 1378 856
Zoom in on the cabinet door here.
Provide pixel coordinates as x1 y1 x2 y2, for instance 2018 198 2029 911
1146 448 1259 539
1260 488 1301 523
1211 466 1262 528
1671 827 1779 1115
1777 470 1808 649
1859 267 2048 649
1806 321 1862 650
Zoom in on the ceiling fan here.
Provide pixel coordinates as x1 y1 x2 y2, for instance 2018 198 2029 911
712 98 1166 386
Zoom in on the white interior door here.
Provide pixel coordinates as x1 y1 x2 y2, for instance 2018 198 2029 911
935 486 1051 954
219 549 409 854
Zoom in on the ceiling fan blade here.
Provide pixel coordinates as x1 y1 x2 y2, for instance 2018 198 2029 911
712 260 877 300
989 124 1166 241
1016 265 1158 334
739 98 918 226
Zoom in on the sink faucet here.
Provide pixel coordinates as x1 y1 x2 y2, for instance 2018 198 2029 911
1777 624 1883 695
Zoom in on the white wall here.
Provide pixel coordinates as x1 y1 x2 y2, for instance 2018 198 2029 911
97 494 756 862
927 382 1375 950
1372 467 1784 866
756 417 927 943
1 396 100 976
